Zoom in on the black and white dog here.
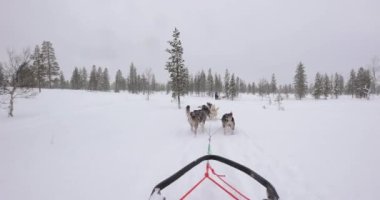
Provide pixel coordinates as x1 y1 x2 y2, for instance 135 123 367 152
221 112 235 134
186 105 210 134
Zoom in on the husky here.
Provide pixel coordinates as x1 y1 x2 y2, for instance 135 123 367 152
186 105 210 134
206 102 219 120
221 112 235 134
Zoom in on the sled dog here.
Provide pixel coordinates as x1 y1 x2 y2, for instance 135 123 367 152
186 105 210 134
221 112 235 134
206 102 219 119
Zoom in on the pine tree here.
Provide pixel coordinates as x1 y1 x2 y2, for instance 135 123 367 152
102 68 110 91
332 73 342 98
31 45 46 92
313 72 323 99
322 74 331 99
199 70 206 95
41 41 59 88
0 64 4 89
258 79 268 97
70 67 81 90
165 28 189 109
151 74 156 91
59 72 66 89
206 68 214 97
96 67 103 90
346 69 356 97
224 69 230 98
251 82 256 94
128 63 138 93
114 69 124 93
356 67 371 98
270 73 277 94
88 65 97 90
80 67 88 89
229 73 237 100
294 62 307 100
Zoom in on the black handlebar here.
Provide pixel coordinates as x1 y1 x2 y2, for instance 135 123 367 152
150 154 279 200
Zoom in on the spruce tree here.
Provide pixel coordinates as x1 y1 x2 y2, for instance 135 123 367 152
0 64 4 89
114 69 123 93
251 82 256 95
229 73 237 100
313 72 323 99
59 72 66 89
31 45 46 92
151 74 156 91
88 65 97 90
80 67 88 89
270 73 277 94
332 73 342 98
70 67 81 90
346 69 356 97
356 67 371 98
294 62 307 99
102 68 110 91
165 28 189 109
322 74 331 99
224 69 230 98
207 68 214 97
128 63 138 93
41 41 59 88
96 67 103 90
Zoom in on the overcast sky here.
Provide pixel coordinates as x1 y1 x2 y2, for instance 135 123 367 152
1 0 379 84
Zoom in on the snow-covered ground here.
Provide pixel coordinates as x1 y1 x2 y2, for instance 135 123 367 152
1 90 379 200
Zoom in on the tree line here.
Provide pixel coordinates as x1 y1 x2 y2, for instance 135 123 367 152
164 28 379 107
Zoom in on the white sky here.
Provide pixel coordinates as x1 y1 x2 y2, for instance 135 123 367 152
1 0 379 84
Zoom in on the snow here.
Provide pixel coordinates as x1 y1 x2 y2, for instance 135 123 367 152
1 90 380 200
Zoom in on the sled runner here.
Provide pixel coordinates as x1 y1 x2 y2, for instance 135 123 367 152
149 154 279 200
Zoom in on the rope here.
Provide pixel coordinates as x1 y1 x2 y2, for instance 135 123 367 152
178 125 250 200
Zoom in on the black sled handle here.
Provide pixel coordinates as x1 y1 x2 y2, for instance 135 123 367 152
150 154 279 200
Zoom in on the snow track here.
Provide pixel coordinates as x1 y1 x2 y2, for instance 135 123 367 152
1 90 380 199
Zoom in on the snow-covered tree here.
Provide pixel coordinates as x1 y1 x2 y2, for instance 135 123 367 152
165 28 189 109
128 63 138 93
114 69 124 93
346 69 356 97
206 68 214 97
0 64 4 89
356 67 371 98
145 68 154 100
322 74 331 99
70 67 81 90
102 68 110 91
0 49 37 117
294 62 307 100
31 45 46 92
270 73 277 94
229 73 237 100
41 41 59 88
88 65 97 90
312 72 323 99
79 67 88 89
96 67 103 91
224 69 230 98
151 74 156 91
332 73 344 98
59 72 66 89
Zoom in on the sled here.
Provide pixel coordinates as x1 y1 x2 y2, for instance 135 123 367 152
149 154 279 200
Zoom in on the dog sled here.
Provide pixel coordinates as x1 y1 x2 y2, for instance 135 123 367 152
149 154 279 200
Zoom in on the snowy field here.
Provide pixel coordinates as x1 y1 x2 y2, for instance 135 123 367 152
1 90 380 200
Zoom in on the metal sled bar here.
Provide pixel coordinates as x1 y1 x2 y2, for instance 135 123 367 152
150 154 279 200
